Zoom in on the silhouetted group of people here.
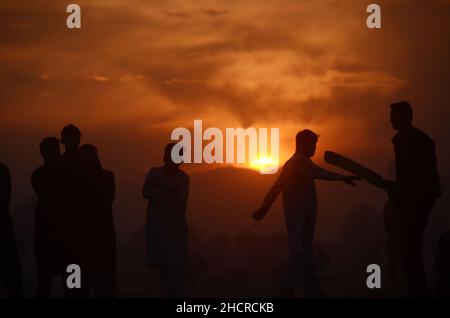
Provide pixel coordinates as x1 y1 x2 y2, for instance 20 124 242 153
32 125 116 297
0 102 449 298
0 125 117 297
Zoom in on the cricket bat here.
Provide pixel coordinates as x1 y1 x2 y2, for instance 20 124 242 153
324 151 387 190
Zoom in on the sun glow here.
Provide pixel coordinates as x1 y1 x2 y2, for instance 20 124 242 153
249 156 279 174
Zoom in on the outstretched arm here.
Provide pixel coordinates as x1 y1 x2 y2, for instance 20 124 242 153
252 165 286 221
313 163 345 181
312 162 360 185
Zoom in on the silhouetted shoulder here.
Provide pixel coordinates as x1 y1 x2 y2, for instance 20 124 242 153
147 166 163 177
31 165 44 179
153 166 164 173
0 163 11 182
102 169 114 181
0 163 9 173
393 126 435 147
285 153 311 171
178 169 189 180
276 155 299 177
282 156 296 169
30 166 44 190
414 127 435 145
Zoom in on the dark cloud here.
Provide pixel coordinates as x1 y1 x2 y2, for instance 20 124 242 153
164 11 190 19
200 9 228 18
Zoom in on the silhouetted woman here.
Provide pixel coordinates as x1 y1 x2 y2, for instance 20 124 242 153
142 143 189 297
80 144 116 297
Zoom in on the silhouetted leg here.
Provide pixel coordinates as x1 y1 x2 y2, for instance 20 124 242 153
300 212 318 297
104 247 117 297
0 264 23 298
384 200 400 285
437 274 450 297
0 268 23 298
386 239 399 284
158 266 184 298
280 259 295 297
281 219 299 297
0 215 23 298
400 232 424 296
91 256 116 298
282 210 318 297
96 267 117 298
398 199 434 297
402 230 428 296
281 249 318 297
36 268 52 297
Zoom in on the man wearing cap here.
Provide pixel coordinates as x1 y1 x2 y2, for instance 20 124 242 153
252 130 359 297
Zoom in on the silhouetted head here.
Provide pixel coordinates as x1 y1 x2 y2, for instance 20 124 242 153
390 101 413 131
80 144 102 171
39 137 60 164
61 124 81 153
163 143 182 170
296 129 318 158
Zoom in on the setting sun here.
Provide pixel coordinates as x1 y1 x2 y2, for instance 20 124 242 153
249 157 279 174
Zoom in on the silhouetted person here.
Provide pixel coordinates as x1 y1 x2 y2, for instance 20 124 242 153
388 101 441 297
0 163 23 297
435 231 450 297
143 143 189 297
31 137 64 297
59 124 91 296
252 130 359 297
80 144 116 297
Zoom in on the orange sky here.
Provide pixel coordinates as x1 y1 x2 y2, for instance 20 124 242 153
1 0 449 240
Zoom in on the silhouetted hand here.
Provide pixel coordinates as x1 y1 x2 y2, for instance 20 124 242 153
382 179 400 197
252 204 269 221
342 175 361 186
